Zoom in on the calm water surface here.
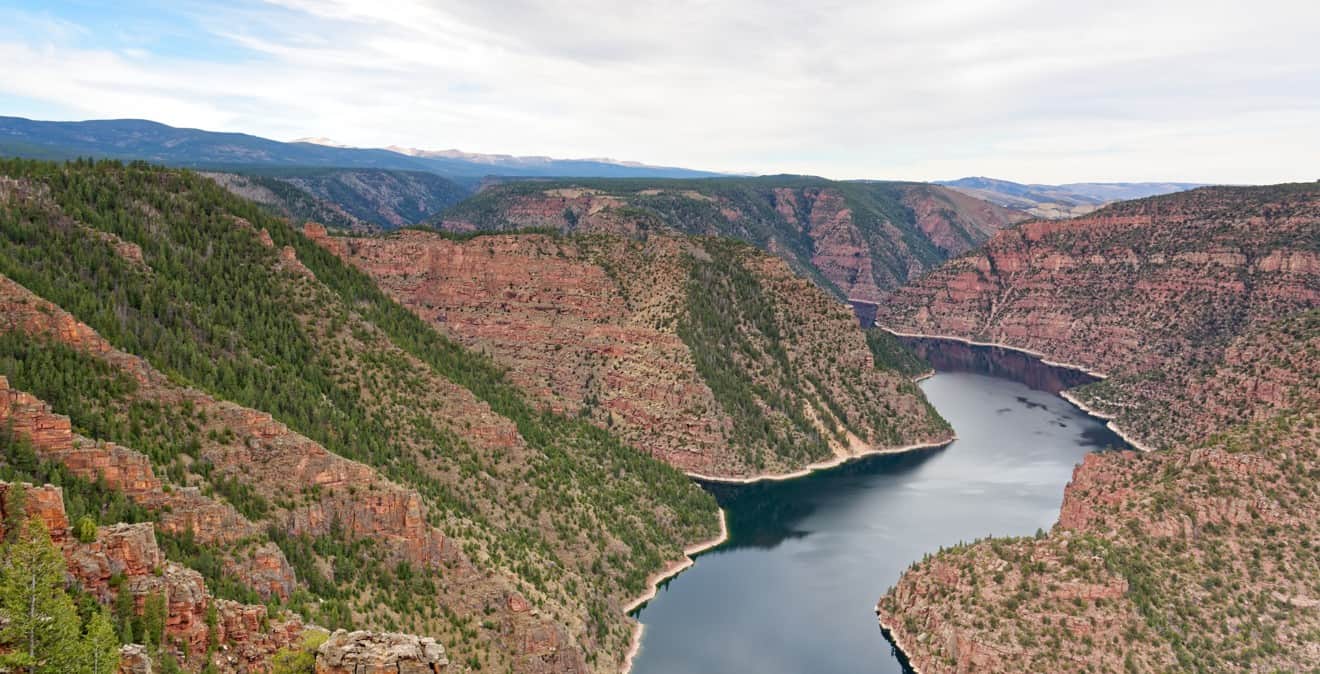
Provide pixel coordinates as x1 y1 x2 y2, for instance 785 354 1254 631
629 371 1128 674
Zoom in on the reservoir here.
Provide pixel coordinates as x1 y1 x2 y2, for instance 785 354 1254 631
628 369 1128 674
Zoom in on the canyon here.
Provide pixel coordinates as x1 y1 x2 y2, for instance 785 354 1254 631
436 177 1025 302
204 169 468 232
0 160 724 673
875 183 1319 385
874 184 1320 672
304 225 952 478
1 153 1314 674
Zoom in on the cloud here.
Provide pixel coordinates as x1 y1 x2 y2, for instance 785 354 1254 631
0 0 1316 183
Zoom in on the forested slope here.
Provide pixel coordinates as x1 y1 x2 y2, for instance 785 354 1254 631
309 227 951 478
436 176 1024 302
0 159 721 673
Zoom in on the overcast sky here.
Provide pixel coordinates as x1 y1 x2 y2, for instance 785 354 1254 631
1 0 1317 183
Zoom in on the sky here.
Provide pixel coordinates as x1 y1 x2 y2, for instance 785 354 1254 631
1 0 1317 183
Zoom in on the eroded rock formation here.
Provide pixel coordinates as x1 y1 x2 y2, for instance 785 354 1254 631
0 480 302 672
315 630 448 674
437 179 1024 302
307 226 952 477
875 185 1320 672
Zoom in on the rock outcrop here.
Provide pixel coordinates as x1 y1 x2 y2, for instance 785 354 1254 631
0 162 728 674
0 480 302 672
315 630 448 673
308 227 952 478
875 184 1320 673
437 178 1024 302
118 644 152 674
875 183 1319 381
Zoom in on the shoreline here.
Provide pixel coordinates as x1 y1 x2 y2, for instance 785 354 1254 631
879 326 1156 454
683 435 956 485
869 326 1157 671
880 327 1110 380
875 612 924 674
1058 390 1156 453
619 331 1153 672
619 508 730 674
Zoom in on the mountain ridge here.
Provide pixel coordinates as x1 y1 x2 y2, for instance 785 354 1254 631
937 176 1206 219
0 116 724 180
433 176 1027 302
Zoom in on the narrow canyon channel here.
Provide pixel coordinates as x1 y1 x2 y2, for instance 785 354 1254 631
628 367 1130 674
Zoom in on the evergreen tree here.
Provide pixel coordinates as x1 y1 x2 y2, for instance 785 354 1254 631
82 608 120 674
142 593 167 650
112 584 136 643
0 518 84 673
75 515 97 544
3 483 26 543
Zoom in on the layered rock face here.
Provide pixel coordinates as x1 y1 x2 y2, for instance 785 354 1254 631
892 335 1100 394
437 178 1024 303
875 183 1319 380
0 481 302 672
0 272 578 672
879 355 1319 671
308 227 952 477
875 185 1320 672
0 161 726 674
315 630 448 673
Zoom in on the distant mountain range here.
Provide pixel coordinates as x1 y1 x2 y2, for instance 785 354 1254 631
938 176 1207 218
0 116 722 180
0 116 1214 230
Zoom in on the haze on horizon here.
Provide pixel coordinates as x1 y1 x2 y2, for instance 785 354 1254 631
1 0 1317 185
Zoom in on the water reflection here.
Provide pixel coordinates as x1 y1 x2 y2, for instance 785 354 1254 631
699 448 945 552
628 371 1128 674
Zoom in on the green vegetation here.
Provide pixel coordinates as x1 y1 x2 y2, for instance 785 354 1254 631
270 630 328 674
864 329 932 378
0 427 153 528
0 158 720 664
210 172 361 230
678 238 836 467
0 518 120 673
210 167 471 230
437 175 992 296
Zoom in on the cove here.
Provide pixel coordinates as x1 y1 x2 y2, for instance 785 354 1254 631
627 369 1129 674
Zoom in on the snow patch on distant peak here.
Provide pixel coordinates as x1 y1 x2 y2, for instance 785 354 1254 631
293 137 352 148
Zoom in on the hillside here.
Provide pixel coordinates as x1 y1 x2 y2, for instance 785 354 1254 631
875 183 1319 390
306 227 952 478
873 184 1320 672
0 116 721 179
878 313 1319 673
204 168 469 230
0 158 724 672
937 177 1204 219
436 176 1025 302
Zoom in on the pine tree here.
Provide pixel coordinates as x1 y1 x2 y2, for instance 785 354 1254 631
82 608 120 674
3 483 27 543
0 518 85 673
142 592 167 650
75 515 98 544
113 583 136 643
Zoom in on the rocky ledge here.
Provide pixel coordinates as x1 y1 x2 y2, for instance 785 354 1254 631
874 185 1319 672
316 629 448 673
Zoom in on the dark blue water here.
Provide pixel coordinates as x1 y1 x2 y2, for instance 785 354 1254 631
629 371 1128 674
